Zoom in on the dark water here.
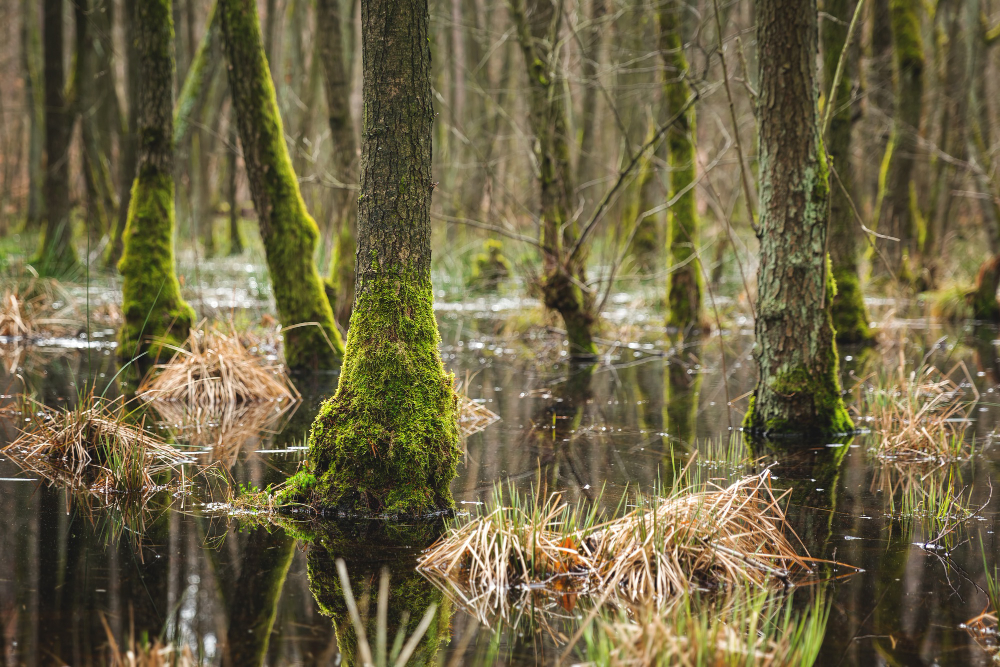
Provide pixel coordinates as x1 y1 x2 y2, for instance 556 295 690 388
2 297 1000 665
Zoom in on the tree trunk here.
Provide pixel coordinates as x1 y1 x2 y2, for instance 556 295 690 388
823 0 873 342
174 0 222 150
576 0 606 216
117 0 195 358
36 0 79 276
21 0 44 229
745 0 852 437
106 0 140 269
968 254 1000 321
873 0 924 278
317 0 358 329
659 0 704 336
304 0 460 516
511 0 598 357
226 105 244 255
219 0 345 370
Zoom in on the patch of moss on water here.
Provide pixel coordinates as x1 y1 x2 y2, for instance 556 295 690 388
304 269 461 517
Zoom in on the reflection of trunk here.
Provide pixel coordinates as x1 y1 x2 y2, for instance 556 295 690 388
664 353 701 449
745 0 852 437
305 0 460 516
36 0 79 276
220 0 345 369
873 0 924 278
511 0 598 357
317 0 358 329
220 527 296 667
824 0 872 343
305 521 451 667
659 0 703 335
118 0 195 357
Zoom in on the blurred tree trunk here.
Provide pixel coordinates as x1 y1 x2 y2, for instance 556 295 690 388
174 1 221 150
745 0 852 437
36 0 80 276
317 0 358 329
511 0 598 357
873 0 925 280
659 0 704 336
219 0 345 369
304 0 460 515
226 105 244 254
20 0 44 229
823 0 873 342
577 0 606 218
118 0 195 356
106 0 139 269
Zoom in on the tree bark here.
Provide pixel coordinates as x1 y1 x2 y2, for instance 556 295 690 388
317 0 358 329
36 0 79 276
745 0 852 437
511 0 598 357
659 0 704 335
219 0 345 369
303 0 460 516
118 0 195 358
823 0 873 342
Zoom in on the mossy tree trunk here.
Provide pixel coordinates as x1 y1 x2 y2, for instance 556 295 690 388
317 0 358 329
511 0 599 358
219 0 345 370
659 0 704 336
822 0 873 343
303 0 461 516
744 0 853 437
117 0 195 357
968 254 1000 320
36 0 80 276
873 0 925 279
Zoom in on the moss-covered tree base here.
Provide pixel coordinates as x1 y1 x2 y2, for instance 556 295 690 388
301 274 461 516
831 267 874 343
118 171 195 357
541 270 599 359
968 254 1000 321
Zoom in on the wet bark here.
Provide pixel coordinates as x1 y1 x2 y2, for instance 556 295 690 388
219 0 345 369
317 0 358 329
117 0 195 357
36 0 79 276
303 0 460 515
659 0 704 335
822 0 873 342
511 0 598 357
745 0 852 437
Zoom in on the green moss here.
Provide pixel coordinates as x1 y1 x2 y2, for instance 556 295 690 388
468 239 512 291
304 269 461 516
831 266 873 343
118 169 195 358
541 270 599 358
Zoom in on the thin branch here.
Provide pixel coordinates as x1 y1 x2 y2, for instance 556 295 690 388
431 212 544 249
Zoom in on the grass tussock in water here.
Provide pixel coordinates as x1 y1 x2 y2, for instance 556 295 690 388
139 324 299 407
0 273 76 339
855 358 975 462
418 467 811 610
965 556 1000 659
2 392 182 494
578 586 828 667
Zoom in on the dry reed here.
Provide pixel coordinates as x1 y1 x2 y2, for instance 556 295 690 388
2 393 182 494
418 468 811 618
0 274 76 339
139 325 299 407
855 357 975 462
101 614 202 667
454 372 500 438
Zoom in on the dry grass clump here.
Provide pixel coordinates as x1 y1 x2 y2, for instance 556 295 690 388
2 393 182 494
418 468 811 616
579 587 828 667
139 325 299 407
965 564 1000 660
0 274 76 339
854 358 976 462
102 614 202 667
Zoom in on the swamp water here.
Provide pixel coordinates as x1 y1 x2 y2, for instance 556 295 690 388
1 292 999 665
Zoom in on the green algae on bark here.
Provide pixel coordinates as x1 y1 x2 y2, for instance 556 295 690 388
219 0 344 370
117 0 194 357
745 0 853 438
301 0 461 516
659 0 704 335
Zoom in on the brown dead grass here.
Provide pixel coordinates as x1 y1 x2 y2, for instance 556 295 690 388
0 275 76 339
